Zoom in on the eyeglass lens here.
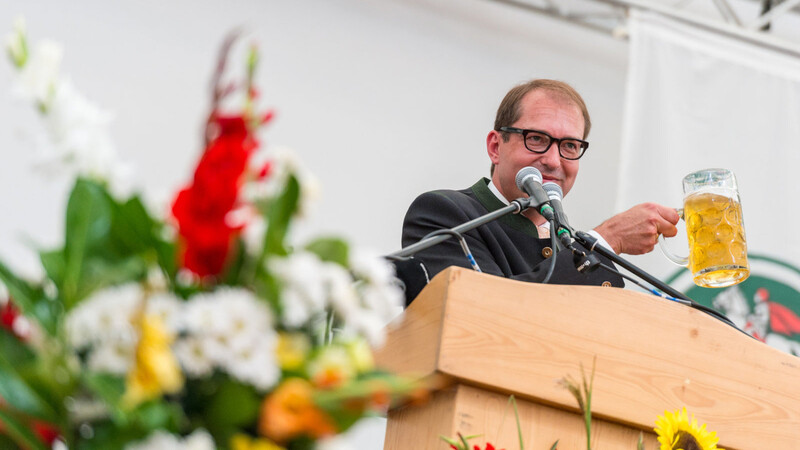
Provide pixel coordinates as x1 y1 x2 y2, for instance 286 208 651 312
525 132 583 159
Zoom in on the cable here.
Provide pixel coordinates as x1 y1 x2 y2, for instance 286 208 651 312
421 229 482 272
589 262 743 332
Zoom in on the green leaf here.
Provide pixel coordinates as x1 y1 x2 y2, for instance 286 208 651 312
130 400 182 432
83 373 126 423
0 410 48 450
305 237 349 266
439 435 462 449
39 250 65 288
0 259 41 315
74 256 147 302
63 179 112 309
0 434 23 450
550 439 560 450
0 261 58 335
0 355 56 421
510 395 524 450
204 379 261 428
222 239 248 286
262 174 300 257
0 330 36 366
108 195 158 254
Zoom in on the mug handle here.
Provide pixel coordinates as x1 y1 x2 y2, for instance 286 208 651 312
658 208 689 266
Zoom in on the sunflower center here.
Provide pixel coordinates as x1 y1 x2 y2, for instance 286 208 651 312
673 431 701 450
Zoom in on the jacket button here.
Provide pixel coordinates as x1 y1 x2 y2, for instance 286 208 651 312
601 281 612 287
542 247 553 258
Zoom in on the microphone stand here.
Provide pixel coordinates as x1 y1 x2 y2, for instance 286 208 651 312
573 231 690 301
390 197 532 259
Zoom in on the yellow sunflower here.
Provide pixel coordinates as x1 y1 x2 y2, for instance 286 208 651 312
654 408 724 450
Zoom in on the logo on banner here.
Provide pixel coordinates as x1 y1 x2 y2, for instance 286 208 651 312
667 254 800 356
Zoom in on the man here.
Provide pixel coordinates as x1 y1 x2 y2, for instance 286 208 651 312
400 79 679 301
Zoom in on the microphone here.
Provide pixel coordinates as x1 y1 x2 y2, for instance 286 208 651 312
542 181 578 251
542 182 572 234
514 167 554 221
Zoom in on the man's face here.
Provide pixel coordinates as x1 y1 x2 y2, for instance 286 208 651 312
487 89 583 204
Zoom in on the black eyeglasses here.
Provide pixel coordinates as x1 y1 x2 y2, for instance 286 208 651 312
498 126 589 160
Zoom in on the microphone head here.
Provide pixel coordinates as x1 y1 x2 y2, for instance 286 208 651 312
542 181 563 201
515 166 543 191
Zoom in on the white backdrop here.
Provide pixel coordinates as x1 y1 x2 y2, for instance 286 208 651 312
0 0 630 279
618 9 800 284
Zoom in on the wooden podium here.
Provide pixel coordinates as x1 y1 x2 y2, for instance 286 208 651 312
374 267 800 449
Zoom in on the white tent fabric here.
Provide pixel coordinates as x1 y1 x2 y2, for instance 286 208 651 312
618 9 800 353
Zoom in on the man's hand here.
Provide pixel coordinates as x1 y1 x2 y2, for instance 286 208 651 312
594 203 680 255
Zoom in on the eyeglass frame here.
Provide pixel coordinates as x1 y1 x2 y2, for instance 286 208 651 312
498 126 589 160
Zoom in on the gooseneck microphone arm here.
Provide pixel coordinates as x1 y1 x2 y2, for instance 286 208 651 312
390 197 532 259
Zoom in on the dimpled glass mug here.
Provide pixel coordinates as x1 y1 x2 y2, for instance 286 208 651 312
659 168 750 288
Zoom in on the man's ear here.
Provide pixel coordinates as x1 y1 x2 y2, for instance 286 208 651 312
486 130 501 165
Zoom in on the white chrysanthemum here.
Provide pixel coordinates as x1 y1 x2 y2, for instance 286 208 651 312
86 339 134 374
173 337 214 378
347 310 389 348
183 292 227 336
324 262 360 319
224 336 280 390
65 283 141 349
180 288 279 390
182 430 216 450
357 283 404 323
270 251 329 325
146 292 184 333
350 248 395 286
124 429 214 450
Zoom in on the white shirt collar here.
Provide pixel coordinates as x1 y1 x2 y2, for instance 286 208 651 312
487 179 550 230
487 180 510 205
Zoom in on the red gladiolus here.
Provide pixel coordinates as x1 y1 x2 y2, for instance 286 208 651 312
171 114 258 278
31 420 60 445
0 300 19 330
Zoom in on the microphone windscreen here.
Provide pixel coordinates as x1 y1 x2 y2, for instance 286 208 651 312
542 182 563 201
515 166 543 190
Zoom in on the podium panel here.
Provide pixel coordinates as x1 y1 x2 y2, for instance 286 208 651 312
375 268 800 450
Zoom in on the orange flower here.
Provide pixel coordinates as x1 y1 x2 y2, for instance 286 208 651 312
258 378 337 443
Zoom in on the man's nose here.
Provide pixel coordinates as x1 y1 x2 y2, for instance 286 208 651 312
538 141 562 168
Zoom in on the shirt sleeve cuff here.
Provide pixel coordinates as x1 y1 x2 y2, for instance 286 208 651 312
587 229 617 255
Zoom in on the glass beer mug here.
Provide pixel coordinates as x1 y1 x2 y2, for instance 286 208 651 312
659 168 750 288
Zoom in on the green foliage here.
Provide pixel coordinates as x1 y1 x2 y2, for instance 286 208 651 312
306 237 349 267
82 373 126 423
262 174 300 258
559 356 596 450
62 179 112 309
0 409 48 450
0 260 56 335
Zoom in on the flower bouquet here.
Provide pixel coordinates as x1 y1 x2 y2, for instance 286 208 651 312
1 21 417 450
